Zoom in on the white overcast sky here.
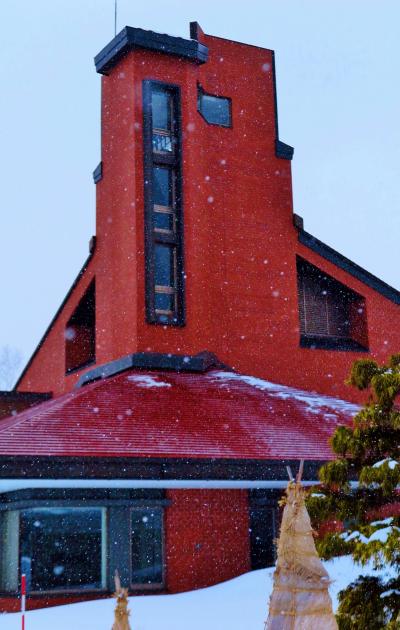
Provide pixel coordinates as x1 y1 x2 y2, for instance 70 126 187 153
1 0 399 368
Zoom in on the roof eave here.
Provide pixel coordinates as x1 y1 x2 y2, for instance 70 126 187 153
95 26 209 75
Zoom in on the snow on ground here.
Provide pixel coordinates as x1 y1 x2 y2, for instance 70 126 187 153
0 556 394 630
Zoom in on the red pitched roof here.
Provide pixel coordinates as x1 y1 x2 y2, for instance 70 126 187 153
0 370 358 460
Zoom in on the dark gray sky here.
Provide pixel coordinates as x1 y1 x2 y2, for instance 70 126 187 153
1 0 399 366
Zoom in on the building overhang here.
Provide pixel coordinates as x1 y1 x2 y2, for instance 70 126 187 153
95 26 208 75
0 477 319 495
0 455 323 483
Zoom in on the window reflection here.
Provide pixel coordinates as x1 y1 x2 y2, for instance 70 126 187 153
131 509 163 585
19 508 105 592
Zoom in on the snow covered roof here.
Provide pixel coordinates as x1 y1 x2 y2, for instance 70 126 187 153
0 368 358 462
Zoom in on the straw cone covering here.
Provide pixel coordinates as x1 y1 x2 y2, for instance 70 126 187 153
265 482 338 630
112 573 132 630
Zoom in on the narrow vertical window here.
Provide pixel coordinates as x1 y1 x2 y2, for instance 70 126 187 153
143 81 184 325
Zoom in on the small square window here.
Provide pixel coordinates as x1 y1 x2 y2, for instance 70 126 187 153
198 87 231 127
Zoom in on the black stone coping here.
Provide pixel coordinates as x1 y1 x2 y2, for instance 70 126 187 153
92 161 102 183
95 26 209 75
76 351 229 388
298 229 400 305
275 139 294 160
0 391 51 403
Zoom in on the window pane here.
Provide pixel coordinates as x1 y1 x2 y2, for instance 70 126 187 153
297 259 355 340
151 91 171 130
154 244 175 288
153 132 173 153
0 511 19 591
20 508 104 592
327 291 351 337
131 509 163 585
154 210 174 233
153 167 172 207
152 90 173 152
199 93 231 126
155 292 175 313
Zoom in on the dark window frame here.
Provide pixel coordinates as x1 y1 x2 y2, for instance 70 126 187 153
197 83 232 128
130 506 165 590
296 257 369 352
142 80 185 327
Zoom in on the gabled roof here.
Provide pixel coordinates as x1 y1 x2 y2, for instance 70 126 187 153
0 367 358 462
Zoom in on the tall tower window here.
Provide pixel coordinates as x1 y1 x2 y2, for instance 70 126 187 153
143 81 185 325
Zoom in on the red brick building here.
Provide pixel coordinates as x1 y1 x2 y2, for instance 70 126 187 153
0 21 399 611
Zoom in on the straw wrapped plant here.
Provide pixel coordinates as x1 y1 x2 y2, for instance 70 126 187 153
265 473 338 629
112 572 132 630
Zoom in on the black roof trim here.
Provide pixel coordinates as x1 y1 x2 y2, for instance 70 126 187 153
189 21 202 41
0 455 322 481
92 161 102 184
76 351 229 388
298 229 400 305
95 26 208 75
275 139 294 160
0 391 51 402
14 251 96 390
271 51 294 161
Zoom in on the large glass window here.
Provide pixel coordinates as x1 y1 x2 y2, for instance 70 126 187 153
131 509 163 586
0 491 166 594
19 508 106 592
143 81 184 325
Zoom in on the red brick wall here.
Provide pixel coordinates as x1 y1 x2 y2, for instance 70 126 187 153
165 489 251 592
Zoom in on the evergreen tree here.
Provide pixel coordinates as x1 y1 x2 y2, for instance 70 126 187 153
306 355 400 629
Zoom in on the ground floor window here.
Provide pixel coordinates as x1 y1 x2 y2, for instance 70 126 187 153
0 489 166 594
20 508 106 592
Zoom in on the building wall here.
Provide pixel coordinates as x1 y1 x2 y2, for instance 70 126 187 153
165 489 250 592
16 28 400 403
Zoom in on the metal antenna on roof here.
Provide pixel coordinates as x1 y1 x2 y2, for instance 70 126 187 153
114 0 118 36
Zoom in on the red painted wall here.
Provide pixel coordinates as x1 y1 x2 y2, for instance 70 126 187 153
16 27 400 404
165 489 250 592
